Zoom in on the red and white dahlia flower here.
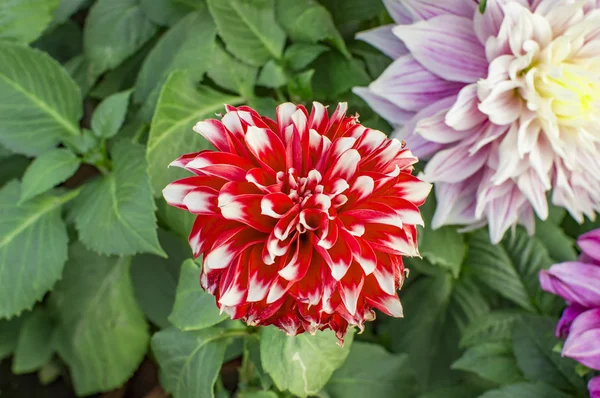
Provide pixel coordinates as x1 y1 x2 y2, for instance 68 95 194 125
355 0 600 243
162 102 431 341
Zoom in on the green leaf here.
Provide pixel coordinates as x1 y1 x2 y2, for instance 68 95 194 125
311 51 370 100
418 195 465 278
32 20 82 64
152 327 232 398
512 315 586 394
134 9 217 119
419 386 480 398
247 96 278 119
131 230 191 329
169 259 228 330
207 0 286 66
156 197 195 239
241 334 273 390
50 244 149 396
147 70 242 195
64 54 102 98
0 43 82 156
326 342 419 398
535 218 577 263
140 0 192 26
19 148 80 203
83 0 158 74
451 342 523 385
283 43 329 71
260 328 354 398
0 0 59 43
387 271 490 390
478 383 570 398
238 392 278 398
208 45 258 98
0 155 30 185
0 316 24 361
71 140 165 256
320 0 384 25
257 60 288 88
91 90 132 138
0 181 75 318
288 69 314 101
275 0 349 58
53 0 88 25
460 310 524 348
467 228 553 313
12 307 56 374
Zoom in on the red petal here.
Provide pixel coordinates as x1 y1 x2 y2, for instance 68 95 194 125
245 126 287 172
193 120 232 152
308 101 329 133
203 228 265 271
278 237 313 281
163 176 225 210
338 263 365 316
362 223 419 256
247 245 279 302
261 192 295 219
219 194 277 233
363 276 404 317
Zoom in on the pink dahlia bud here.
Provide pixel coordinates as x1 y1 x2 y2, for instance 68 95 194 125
162 102 431 341
590 376 600 398
563 308 600 370
355 0 600 243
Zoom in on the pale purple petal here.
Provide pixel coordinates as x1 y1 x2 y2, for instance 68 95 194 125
369 55 464 112
485 183 527 244
563 308 600 370
578 229 600 263
589 377 600 398
423 142 490 184
415 107 472 144
539 262 600 308
445 84 489 131
382 0 414 24
352 87 414 126
393 15 488 83
473 0 508 45
431 177 480 228
556 303 588 339
356 25 408 59
399 0 477 20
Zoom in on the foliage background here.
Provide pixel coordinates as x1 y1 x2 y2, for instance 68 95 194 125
0 0 597 397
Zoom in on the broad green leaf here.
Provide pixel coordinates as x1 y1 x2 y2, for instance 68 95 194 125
288 69 314 101
460 310 524 348
0 316 24 361
51 244 149 395
84 0 157 74
19 148 80 203
512 315 586 394
147 70 242 195
0 155 29 185
238 392 278 398
241 334 273 390
208 45 258 98
0 0 59 43
64 54 101 98
419 386 480 398
53 0 88 24
0 43 81 155
90 90 132 138
12 307 56 374
387 271 490 390
152 327 232 398
451 342 523 385
260 328 354 398
131 230 191 329
535 218 577 263
352 42 392 79
169 260 228 330
207 0 286 66
283 43 329 71
311 51 370 100
0 181 75 318
33 20 82 63
140 0 192 26
467 228 553 313
134 8 217 119
478 383 570 398
320 0 384 26
71 140 164 256
276 0 349 58
257 60 288 88
248 96 278 119
418 195 465 278
326 342 419 398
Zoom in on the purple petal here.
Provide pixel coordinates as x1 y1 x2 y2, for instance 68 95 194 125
356 25 408 59
539 262 600 308
556 303 588 339
445 84 489 131
578 229 600 264
399 0 477 20
352 87 414 126
431 177 480 228
382 0 414 24
370 54 464 112
473 0 508 45
423 141 490 184
415 107 472 144
393 15 488 83
589 376 600 398
563 308 600 370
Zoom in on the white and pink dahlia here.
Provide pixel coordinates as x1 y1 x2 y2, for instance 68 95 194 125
355 0 600 243
162 102 431 341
